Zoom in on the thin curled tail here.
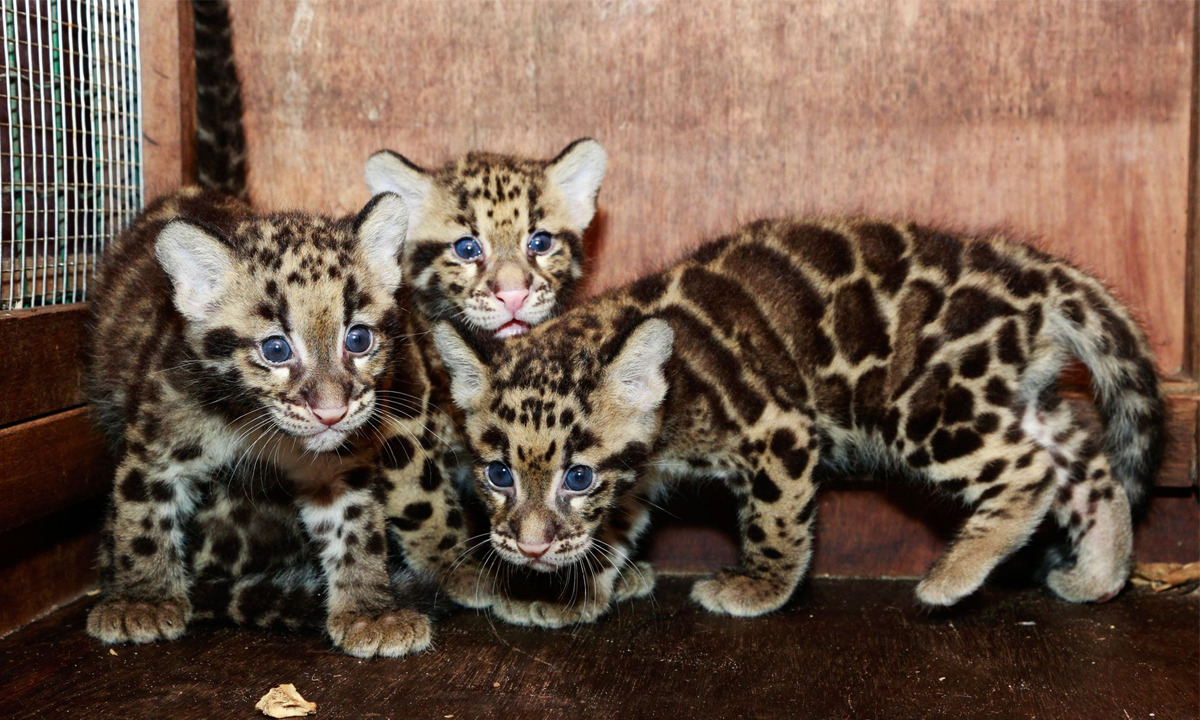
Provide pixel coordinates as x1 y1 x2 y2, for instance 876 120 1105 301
1048 268 1166 520
191 0 248 200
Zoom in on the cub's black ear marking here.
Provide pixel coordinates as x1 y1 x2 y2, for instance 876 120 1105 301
364 150 432 238
354 192 409 293
601 317 674 413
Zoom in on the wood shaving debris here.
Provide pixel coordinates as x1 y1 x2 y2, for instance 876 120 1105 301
255 684 317 718
1130 562 1200 593
108 649 117 656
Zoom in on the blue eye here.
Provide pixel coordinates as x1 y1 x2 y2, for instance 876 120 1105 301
261 336 292 364
563 465 594 492
527 231 554 255
345 325 372 354
486 461 514 488
453 236 483 260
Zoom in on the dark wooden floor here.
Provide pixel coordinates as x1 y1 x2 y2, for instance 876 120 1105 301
0 578 1195 720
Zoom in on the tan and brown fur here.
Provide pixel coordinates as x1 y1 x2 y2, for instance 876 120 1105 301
364 139 609 608
84 187 431 656
436 217 1165 625
168 140 610 625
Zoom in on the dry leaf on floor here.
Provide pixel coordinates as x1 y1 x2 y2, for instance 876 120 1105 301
1130 562 1200 592
255 684 317 718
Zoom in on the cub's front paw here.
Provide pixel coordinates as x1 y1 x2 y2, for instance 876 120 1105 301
914 559 991 607
612 561 656 602
491 596 608 629
440 562 497 610
690 570 790 617
86 595 193 644
327 608 432 658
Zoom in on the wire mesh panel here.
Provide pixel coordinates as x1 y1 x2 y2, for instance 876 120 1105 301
0 0 141 310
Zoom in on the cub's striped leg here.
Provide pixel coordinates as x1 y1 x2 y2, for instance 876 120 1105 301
915 423 1059 606
1021 402 1134 602
691 418 819 617
297 472 432 658
607 489 658 602
379 415 493 608
87 441 200 644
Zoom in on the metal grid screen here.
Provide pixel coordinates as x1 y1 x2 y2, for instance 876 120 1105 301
1 0 141 310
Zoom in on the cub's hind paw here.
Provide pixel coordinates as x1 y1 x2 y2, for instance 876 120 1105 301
1046 563 1127 604
491 597 607 629
690 570 789 617
915 562 989 607
327 608 433 658
86 595 192 644
613 561 656 602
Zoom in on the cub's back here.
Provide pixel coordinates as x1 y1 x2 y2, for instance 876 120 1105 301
617 218 1154 461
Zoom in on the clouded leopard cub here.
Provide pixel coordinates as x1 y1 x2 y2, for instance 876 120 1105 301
435 218 1164 625
84 139 607 653
84 188 423 656
361 139 608 608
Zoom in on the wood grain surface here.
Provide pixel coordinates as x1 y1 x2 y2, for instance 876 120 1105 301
138 0 188 198
228 0 1194 373
0 578 1195 719
0 304 87 427
0 503 101 636
0 407 112 534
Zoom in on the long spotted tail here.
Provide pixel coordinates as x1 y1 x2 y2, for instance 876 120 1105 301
1047 268 1166 520
191 0 248 200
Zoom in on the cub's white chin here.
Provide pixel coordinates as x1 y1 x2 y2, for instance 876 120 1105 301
494 319 530 339
302 428 348 453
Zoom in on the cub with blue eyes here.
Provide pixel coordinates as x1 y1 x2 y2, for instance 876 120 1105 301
365 138 605 340
360 140 612 610
83 187 431 657
433 217 1163 627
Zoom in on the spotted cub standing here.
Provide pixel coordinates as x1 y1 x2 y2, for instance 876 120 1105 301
435 218 1164 625
84 188 426 656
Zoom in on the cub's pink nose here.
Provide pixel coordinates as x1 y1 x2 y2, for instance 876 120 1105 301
517 540 551 559
495 288 529 314
310 405 348 426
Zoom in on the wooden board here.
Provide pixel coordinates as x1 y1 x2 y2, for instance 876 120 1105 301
0 407 112 534
0 304 87 427
138 0 189 198
0 579 1195 719
228 0 1194 374
0 503 101 637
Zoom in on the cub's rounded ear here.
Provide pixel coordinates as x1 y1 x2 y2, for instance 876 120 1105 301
355 192 409 293
432 322 491 410
155 218 236 323
545 138 607 231
364 150 431 238
602 317 674 413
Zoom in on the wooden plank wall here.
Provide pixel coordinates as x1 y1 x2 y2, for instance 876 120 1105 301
233 0 1193 374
